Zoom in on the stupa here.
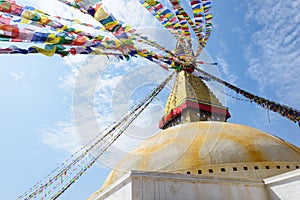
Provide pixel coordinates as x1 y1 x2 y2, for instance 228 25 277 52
88 44 300 199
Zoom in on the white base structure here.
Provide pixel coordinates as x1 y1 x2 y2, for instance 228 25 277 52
264 169 300 200
88 170 300 200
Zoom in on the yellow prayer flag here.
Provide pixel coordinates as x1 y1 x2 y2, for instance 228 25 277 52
40 15 49 24
21 10 36 20
91 49 103 55
114 40 121 47
137 50 148 57
124 26 131 32
20 18 30 24
205 14 212 19
170 61 175 67
104 21 119 29
57 25 67 32
33 46 56 57
73 19 81 24
94 7 110 21
145 0 156 6
165 13 172 19
193 7 204 13
46 34 61 44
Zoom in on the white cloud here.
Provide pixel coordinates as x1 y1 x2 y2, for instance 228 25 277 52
41 121 82 154
245 0 300 108
10 72 24 80
216 56 237 84
103 0 158 28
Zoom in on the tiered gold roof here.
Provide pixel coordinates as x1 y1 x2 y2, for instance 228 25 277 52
164 70 223 115
160 70 230 129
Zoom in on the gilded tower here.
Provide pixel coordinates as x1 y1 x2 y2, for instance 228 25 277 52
159 41 230 129
159 71 230 129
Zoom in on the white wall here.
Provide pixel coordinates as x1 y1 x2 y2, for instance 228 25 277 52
89 174 132 200
131 171 268 200
264 169 300 200
90 171 269 200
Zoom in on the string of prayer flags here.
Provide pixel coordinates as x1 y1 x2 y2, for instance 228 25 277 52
1 0 215 86
195 67 300 126
55 0 181 63
139 0 184 39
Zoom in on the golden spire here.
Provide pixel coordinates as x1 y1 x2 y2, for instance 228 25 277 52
159 70 230 129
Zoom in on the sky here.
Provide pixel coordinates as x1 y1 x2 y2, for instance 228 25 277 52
0 0 300 199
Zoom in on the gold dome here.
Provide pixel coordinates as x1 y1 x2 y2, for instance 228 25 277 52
100 121 300 191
